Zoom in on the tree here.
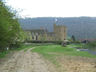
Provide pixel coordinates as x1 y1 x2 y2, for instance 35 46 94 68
0 1 22 51
71 35 76 42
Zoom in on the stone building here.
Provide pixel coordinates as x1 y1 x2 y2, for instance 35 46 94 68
24 24 67 41
54 24 67 41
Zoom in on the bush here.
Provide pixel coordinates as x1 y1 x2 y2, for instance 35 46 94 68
9 42 23 50
83 41 96 49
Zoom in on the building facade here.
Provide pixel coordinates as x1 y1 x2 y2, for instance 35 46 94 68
24 24 67 41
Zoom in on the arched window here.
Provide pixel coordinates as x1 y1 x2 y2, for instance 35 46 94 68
36 33 38 40
32 36 34 40
36 35 38 40
32 33 34 40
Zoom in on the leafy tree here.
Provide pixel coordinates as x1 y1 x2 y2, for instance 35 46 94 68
0 1 22 51
71 35 76 42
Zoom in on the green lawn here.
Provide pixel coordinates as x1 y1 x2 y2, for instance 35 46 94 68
32 44 96 58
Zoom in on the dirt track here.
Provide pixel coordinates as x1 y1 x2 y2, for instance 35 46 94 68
0 48 56 72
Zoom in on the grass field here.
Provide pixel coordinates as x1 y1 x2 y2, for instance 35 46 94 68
32 44 96 58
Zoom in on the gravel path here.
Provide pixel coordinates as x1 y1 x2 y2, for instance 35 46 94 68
0 48 56 72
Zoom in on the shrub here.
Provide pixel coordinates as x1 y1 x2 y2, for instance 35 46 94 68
83 41 96 49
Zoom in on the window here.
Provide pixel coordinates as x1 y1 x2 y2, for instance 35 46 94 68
32 36 34 39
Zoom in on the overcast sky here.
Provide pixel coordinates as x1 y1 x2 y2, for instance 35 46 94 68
6 0 96 18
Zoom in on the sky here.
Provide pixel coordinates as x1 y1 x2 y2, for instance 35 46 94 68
6 0 96 18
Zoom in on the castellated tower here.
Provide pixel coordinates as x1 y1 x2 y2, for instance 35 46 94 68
53 24 67 41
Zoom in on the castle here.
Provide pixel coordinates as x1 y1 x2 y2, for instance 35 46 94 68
25 24 67 41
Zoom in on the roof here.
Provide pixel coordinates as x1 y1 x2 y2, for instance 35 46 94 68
24 29 48 33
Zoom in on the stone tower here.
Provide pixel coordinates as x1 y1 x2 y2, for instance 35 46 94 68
53 24 67 41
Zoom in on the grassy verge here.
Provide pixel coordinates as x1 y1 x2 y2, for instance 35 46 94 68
0 44 34 58
0 51 10 58
32 44 96 58
15 44 33 51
